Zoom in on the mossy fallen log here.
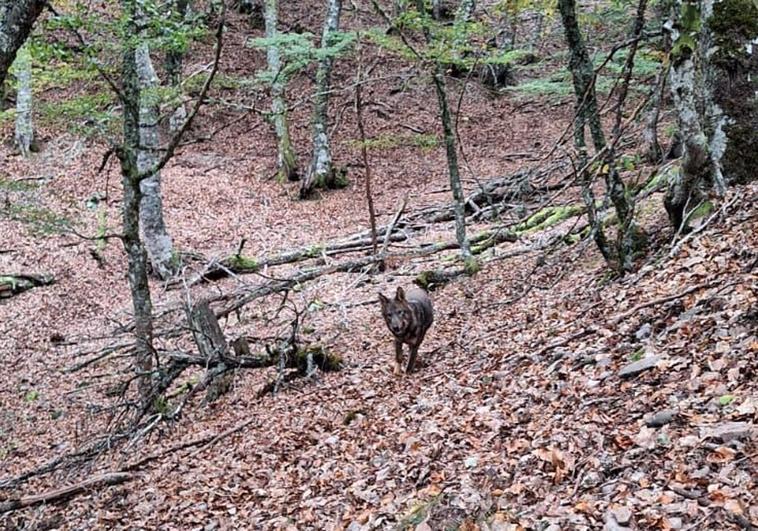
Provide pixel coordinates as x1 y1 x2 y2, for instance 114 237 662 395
0 273 54 299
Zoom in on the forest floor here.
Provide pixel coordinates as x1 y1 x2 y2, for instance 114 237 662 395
0 2 756 530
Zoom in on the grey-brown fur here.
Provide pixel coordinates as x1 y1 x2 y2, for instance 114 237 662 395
378 286 434 374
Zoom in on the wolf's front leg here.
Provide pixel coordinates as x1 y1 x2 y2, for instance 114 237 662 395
394 339 404 375
406 344 419 373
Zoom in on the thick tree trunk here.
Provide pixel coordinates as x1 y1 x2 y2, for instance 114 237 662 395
264 0 298 181
121 0 156 406
0 273 53 298
136 42 175 279
13 44 33 157
666 0 757 230
299 0 342 198
0 0 46 87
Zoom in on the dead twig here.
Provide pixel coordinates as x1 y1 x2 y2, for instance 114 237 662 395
0 472 132 514
609 282 715 326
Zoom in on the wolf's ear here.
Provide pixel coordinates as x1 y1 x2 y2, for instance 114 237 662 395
395 286 405 301
378 293 389 306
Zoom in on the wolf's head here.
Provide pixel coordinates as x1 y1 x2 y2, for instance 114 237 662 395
378 287 412 337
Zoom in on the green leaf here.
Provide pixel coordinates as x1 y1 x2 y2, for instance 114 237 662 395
718 394 736 406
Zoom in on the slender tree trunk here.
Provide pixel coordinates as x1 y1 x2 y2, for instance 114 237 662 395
136 42 175 279
165 0 190 132
354 38 378 255
432 67 471 260
13 43 33 157
606 0 648 272
664 1 715 231
642 65 666 163
0 0 46 87
299 0 343 198
121 0 155 406
415 0 472 260
558 0 640 272
264 0 298 181
558 0 612 264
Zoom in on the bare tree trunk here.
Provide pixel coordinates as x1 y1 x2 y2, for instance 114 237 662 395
558 0 641 272
299 0 343 199
0 0 46 87
136 42 175 280
432 67 471 260
264 0 298 181
165 0 190 132
416 0 472 260
557 0 612 264
13 43 33 157
121 0 155 406
354 39 378 255
642 65 666 163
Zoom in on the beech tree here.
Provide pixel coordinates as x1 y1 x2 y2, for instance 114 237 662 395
13 44 33 157
557 0 643 273
136 41 175 280
300 0 343 198
264 0 298 181
664 0 757 231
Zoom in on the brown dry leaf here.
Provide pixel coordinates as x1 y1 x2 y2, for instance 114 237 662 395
706 446 737 463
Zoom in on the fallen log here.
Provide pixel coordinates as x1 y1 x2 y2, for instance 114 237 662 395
0 273 54 299
0 472 132 513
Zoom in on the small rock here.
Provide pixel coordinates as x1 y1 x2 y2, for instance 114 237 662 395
619 356 661 378
611 505 633 525
705 422 755 442
668 517 683 529
645 410 677 427
635 323 652 340
604 512 630 531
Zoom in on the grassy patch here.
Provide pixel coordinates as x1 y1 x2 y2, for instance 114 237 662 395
1 202 72 236
0 177 40 192
348 133 439 152
38 91 115 134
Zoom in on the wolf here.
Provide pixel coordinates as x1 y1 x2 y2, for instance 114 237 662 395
378 286 434 374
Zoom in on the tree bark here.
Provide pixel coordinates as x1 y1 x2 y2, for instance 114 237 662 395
0 273 53 298
299 0 343 198
13 43 33 157
665 0 757 230
416 0 472 260
264 0 298 181
432 67 471 260
558 0 641 271
121 0 156 406
0 0 46 87
136 42 175 279
642 65 666 163
0 473 132 514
